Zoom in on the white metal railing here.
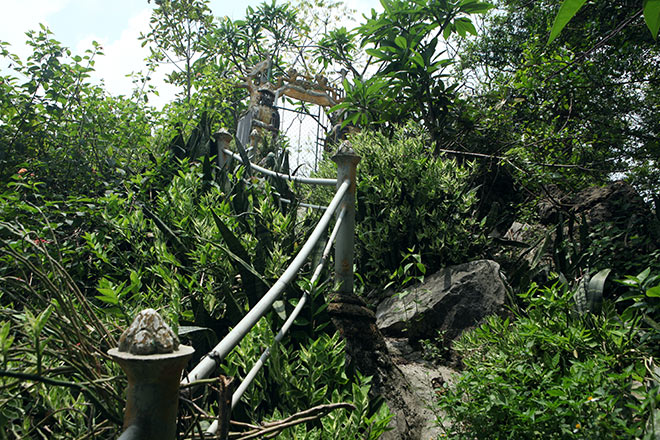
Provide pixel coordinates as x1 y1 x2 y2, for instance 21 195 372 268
220 148 337 186
204 205 347 435
111 137 361 440
182 179 349 385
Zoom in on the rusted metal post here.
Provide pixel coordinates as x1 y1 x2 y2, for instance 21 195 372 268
108 309 194 440
332 142 361 295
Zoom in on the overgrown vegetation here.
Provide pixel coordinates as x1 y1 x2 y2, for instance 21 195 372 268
1 0 659 438
0 2 391 437
315 123 487 290
437 278 660 439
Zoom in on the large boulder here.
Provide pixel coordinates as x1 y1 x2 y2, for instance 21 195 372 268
376 260 507 342
572 180 652 226
535 181 659 280
538 180 655 228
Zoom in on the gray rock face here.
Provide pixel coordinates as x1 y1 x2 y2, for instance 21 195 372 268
538 181 653 227
385 337 457 439
571 180 651 226
376 260 507 341
118 309 179 355
327 292 427 440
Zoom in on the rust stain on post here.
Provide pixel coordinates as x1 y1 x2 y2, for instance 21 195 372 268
332 142 361 295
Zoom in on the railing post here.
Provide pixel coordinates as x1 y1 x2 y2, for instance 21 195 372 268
108 309 194 440
214 129 233 171
215 129 233 194
332 141 361 295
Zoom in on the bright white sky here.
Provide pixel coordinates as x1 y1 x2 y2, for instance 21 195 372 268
0 0 381 107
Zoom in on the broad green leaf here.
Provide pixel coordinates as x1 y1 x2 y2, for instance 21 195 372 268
380 45 399 53
34 305 53 336
575 278 588 314
464 20 478 36
646 284 660 297
411 51 425 67
0 321 13 353
548 0 588 44
365 48 388 60
394 36 407 49
637 267 651 283
644 0 660 39
366 78 385 94
96 287 119 305
443 24 453 39
455 18 477 37
459 1 494 14
586 268 611 314
0 322 9 341
643 315 660 332
178 326 213 336
210 209 269 307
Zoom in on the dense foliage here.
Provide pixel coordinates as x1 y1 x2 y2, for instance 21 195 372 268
437 279 660 439
316 124 487 290
1 0 659 438
453 0 660 197
0 3 392 438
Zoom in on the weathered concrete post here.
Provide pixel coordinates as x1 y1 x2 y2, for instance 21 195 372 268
108 309 194 440
215 129 233 195
327 142 386 385
215 129 233 171
332 141 361 295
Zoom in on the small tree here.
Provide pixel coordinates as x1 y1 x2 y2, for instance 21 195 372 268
142 0 214 103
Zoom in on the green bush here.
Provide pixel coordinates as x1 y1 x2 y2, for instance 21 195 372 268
0 142 392 438
437 282 660 439
0 31 156 197
319 123 487 291
221 324 392 439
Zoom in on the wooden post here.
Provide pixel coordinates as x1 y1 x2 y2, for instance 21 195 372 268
216 375 236 440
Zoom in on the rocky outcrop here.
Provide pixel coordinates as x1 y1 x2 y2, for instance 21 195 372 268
328 260 508 439
538 181 655 228
376 260 507 342
573 181 647 224
327 292 434 440
385 337 457 439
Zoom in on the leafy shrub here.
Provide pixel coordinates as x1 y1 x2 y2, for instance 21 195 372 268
0 30 156 197
0 157 389 438
616 267 660 352
437 283 660 439
0 14 393 440
501 201 660 296
0 192 125 438
318 123 487 291
221 322 392 439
